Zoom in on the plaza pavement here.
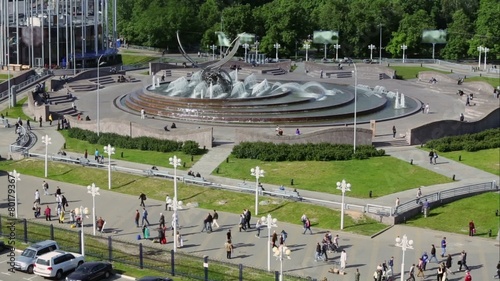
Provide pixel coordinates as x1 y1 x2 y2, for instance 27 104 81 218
0 61 499 280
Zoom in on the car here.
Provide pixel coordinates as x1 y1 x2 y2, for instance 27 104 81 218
14 240 59 274
137 277 173 281
33 250 85 279
65 261 114 281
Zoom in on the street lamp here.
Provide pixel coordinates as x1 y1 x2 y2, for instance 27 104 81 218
368 44 376 60
103 144 115 190
274 43 281 61
169 155 182 252
477 46 484 69
352 62 358 152
242 43 250 63
42 135 51 178
273 245 291 281
96 55 105 136
261 214 278 271
255 41 260 64
400 44 407 63
8 170 21 218
250 166 265 215
395 235 414 281
483 47 490 71
378 24 383 64
304 42 311 62
336 179 351 230
87 183 100 236
210 44 217 60
75 206 90 256
6 53 11 108
334 44 341 61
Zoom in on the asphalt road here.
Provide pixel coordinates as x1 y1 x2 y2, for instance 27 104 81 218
0 250 131 281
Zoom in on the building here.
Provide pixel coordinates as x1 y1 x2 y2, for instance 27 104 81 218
0 0 119 70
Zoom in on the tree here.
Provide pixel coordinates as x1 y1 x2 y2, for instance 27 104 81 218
468 0 500 59
441 9 472 60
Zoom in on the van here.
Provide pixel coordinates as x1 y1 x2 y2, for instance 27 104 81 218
14 240 59 274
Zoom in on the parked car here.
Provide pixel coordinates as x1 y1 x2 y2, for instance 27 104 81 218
34 250 84 279
14 240 59 274
65 261 114 281
137 277 173 281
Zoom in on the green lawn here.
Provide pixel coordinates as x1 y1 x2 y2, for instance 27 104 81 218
434 148 500 176
0 96 30 120
0 73 12 79
405 192 500 238
58 130 202 170
121 54 158 65
0 159 387 236
214 156 452 198
465 76 500 88
389 66 450 80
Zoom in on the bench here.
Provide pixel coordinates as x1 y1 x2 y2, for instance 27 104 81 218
79 158 106 168
183 176 212 186
270 189 303 201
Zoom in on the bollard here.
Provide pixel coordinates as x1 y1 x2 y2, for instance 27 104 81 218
496 210 498 216
291 179 294 185
183 162 186 168
50 224 54 240
369 191 372 198
108 236 113 262
216 168 219 174
203 256 209 281
63 142 66 149
191 155 194 162
489 229 492 237
226 157 229 163
121 152 124 158
239 264 243 281
171 250 175 276
452 175 456 181
139 243 143 269
410 159 413 165
458 155 461 161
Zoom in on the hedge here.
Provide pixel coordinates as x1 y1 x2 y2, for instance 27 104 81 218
232 142 385 161
67 128 202 155
425 128 500 152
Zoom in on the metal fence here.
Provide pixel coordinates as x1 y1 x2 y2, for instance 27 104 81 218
435 60 473 71
0 216 308 281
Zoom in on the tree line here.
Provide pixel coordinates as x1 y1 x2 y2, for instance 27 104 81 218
117 0 499 61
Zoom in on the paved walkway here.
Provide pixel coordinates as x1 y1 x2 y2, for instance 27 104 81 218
0 60 499 280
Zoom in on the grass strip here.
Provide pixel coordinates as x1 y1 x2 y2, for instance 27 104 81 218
389 66 450 80
0 97 31 120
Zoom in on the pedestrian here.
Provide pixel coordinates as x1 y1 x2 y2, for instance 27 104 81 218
84 149 88 159
314 242 323 261
48 113 53 125
429 244 439 263
445 254 453 275
300 214 307 226
416 188 422 204
238 214 246 232
437 263 444 281
226 229 232 241
459 250 469 271
321 241 328 261
392 125 397 138
26 119 31 130
468 220 475 236
416 258 425 278
464 270 472 281
42 181 49 195
244 209 252 229
71 101 76 110
139 192 146 207
425 103 430 114
225 240 233 259
333 234 339 251
44 205 51 221
201 213 213 233
212 210 220 228
176 231 183 247
429 150 435 164
433 150 438 164
320 70 323 78
465 95 470 106
303 218 312 234
141 108 145 119
159 213 165 228
340 250 347 272
271 231 278 248
280 229 288 244
55 186 61 195
421 104 425 114
388 256 394 277
395 197 400 207
141 207 150 226
34 189 41 204
460 113 465 122
39 116 42 127
255 219 262 238
354 268 360 281
441 237 447 257
134 210 140 227
61 195 68 211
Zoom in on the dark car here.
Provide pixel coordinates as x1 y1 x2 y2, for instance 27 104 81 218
137 277 173 281
65 261 114 281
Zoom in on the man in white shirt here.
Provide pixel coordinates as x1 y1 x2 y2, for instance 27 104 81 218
34 190 41 204
165 195 172 211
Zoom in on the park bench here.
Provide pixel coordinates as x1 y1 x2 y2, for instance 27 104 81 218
183 176 212 186
271 189 303 201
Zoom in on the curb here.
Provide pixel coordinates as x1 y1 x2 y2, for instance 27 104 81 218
370 224 394 239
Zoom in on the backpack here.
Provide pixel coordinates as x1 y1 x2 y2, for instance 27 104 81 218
141 194 147 200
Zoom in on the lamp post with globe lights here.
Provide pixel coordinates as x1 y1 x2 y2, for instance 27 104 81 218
401 44 407 63
104 144 115 189
250 166 265 215
75 206 90 256
483 47 490 71
210 44 217 60
261 214 278 271
42 135 51 178
336 179 351 230
255 41 260 63
368 44 376 60
9 170 21 218
304 42 311 62
334 44 341 61
477 46 484 69
242 43 250 63
274 43 281 61
395 235 414 281
169 155 182 251
273 245 291 281
87 183 100 236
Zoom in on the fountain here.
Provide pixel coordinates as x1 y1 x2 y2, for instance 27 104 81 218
393 91 407 109
151 76 156 90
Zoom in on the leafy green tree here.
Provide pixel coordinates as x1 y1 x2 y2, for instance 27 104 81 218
468 0 500 59
441 9 472 60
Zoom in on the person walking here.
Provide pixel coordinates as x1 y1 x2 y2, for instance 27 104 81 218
445 254 454 276
26 119 31 130
425 103 430 114
433 151 438 164
416 258 425 278
354 268 360 281
464 270 472 281
42 181 49 195
48 113 53 125
441 237 447 257
429 150 435 164
340 250 347 273
139 192 146 207
134 210 140 227
321 241 328 261
34 189 41 204
244 209 252 229
406 264 416 281
255 219 262 238
141 208 150 226
44 205 51 221
468 220 475 236
226 229 232 241
392 126 397 138
459 250 469 271
165 194 172 210
429 244 439 263
314 242 323 261
61 195 68 211
388 256 394 277
141 108 145 119
416 188 422 204
212 210 220 228
225 240 233 259
271 231 278 248
84 149 88 159
238 214 246 232
201 213 213 233
303 218 313 234
437 263 444 281
159 213 165 228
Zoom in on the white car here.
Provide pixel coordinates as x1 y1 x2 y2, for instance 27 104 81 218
34 250 85 279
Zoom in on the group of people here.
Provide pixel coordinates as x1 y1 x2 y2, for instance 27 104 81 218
238 209 252 232
187 170 202 178
428 149 439 165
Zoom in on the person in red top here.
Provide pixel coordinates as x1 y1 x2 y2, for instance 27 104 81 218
464 270 472 281
44 205 51 221
468 220 475 236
